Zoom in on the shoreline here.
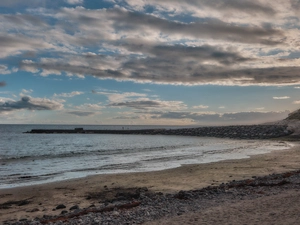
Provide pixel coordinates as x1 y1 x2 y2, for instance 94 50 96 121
1 143 299 224
0 139 292 191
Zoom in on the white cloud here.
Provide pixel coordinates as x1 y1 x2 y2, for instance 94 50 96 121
273 96 290 99
54 91 84 98
65 0 84 5
0 65 11 74
192 105 209 109
21 89 33 94
93 91 147 103
75 103 104 110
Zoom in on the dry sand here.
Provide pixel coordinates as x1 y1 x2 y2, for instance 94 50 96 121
0 143 299 224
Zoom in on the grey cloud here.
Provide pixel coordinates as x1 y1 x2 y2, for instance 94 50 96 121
58 8 283 45
291 0 300 10
20 57 300 85
151 111 289 125
20 60 124 79
0 96 63 112
127 0 275 16
120 41 252 65
0 33 52 58
108 100 162 110
0 34 47 49
1 14 47 27
0 81 6 87
151 111 221 121
109 9 283 45
114 115 141 120
108 99 186 110
199 0 275 15
0 0 47 7
67 111 95 116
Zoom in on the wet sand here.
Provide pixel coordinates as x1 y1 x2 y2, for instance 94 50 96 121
0 143 299 224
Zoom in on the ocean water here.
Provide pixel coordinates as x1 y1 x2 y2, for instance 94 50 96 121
0 124 292 189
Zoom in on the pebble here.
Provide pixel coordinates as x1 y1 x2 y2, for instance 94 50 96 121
69 205 79 210
6 170 300 225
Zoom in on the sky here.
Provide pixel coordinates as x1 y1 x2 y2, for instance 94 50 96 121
0 0 300 125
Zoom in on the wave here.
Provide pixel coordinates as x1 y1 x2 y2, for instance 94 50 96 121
0 144 193 162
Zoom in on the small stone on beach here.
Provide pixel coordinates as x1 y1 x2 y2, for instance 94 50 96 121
56 204 66 209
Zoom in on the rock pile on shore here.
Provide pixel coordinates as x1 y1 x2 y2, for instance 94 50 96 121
7 170 300 225
157 125 291 139
26 125 292 139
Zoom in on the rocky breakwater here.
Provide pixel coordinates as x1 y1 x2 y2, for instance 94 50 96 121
26 125 292 139
158 125 292 139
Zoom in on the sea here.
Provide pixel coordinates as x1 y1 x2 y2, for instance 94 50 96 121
0 124 292 189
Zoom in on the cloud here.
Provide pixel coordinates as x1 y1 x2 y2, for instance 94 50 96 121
120 41 253 65
94 91 147 103
293 100 300 104
21 56 300 86
0 96 63 113
0 33 53 58
0 65 11 74
75 103 104 110
192 105 209 109
273 96 290 100
3 3 300 87
125 0 276 17
107 8 283 45
54 91 84 98
0 0 47 7
67 111 96 116
114 115 142 120
150 110 290 125
108 99 187 110
65 0 84 5
21 89 33 94
0 81 6 87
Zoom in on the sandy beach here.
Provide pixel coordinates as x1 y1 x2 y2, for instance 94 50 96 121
1 143 299 224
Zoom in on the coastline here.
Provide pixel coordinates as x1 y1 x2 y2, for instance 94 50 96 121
0 143 299 224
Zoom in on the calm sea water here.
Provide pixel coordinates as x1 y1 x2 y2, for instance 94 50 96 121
0 124 292 189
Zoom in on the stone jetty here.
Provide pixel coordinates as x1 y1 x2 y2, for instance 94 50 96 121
25 125 292 139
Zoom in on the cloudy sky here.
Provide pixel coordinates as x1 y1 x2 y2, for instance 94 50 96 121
1 0 300 125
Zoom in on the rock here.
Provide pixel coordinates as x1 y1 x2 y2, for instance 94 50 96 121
26 208 39 212
56 204 66 209
69 205 79 210
61 210 68 214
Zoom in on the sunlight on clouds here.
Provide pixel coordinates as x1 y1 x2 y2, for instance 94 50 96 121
192 105 209 109
273 96 290 100
1 0 300 124
54 91 84 98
